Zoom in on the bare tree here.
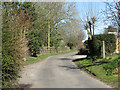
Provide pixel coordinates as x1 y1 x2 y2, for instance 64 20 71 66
81 2 100 40
105 0 120 32
35 2 81 49
105 0 120 53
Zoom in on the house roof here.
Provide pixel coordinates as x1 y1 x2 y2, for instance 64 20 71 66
108 32 118 35
108 32 120 37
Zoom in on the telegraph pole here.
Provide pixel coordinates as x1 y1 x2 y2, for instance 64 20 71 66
118 1 120 53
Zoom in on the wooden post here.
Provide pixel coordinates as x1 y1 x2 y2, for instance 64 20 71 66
118 2 120 53
48 23 50 49
103 41 105 58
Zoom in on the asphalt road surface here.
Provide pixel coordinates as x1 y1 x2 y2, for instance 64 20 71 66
18 52 112 88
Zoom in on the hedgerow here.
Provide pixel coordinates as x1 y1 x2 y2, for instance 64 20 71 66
88 34 116 57
2 2 34 88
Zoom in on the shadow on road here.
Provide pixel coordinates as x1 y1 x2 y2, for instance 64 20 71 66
76 61 109 69
60 58 71 60
19 84 32 88
59 65 80 69
72 58 87 62
60 57 109 70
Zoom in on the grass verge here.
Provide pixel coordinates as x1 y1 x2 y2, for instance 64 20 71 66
22 49 77 65
75 53 120 88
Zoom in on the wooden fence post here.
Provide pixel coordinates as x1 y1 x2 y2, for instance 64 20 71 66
103 41 105 58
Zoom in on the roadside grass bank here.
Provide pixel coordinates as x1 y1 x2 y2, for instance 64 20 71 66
22 49 77 65
74 53 120 88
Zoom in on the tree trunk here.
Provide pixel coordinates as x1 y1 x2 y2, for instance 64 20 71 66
87 29 92 40
48 22 50 49
93 23 95 36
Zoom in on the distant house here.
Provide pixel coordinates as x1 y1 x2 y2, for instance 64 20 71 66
108 32 120 53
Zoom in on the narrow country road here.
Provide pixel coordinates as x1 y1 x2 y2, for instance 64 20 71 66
18 52 112 88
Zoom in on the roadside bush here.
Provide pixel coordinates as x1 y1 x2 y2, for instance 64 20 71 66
88 37 102 57
67 42 74 49
28 29 42 57
95 34 116 55
2 22 22 88
50 32 63 52
77 48 89 55
88 34 116 58
2 2 34 88
2 49 20 88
